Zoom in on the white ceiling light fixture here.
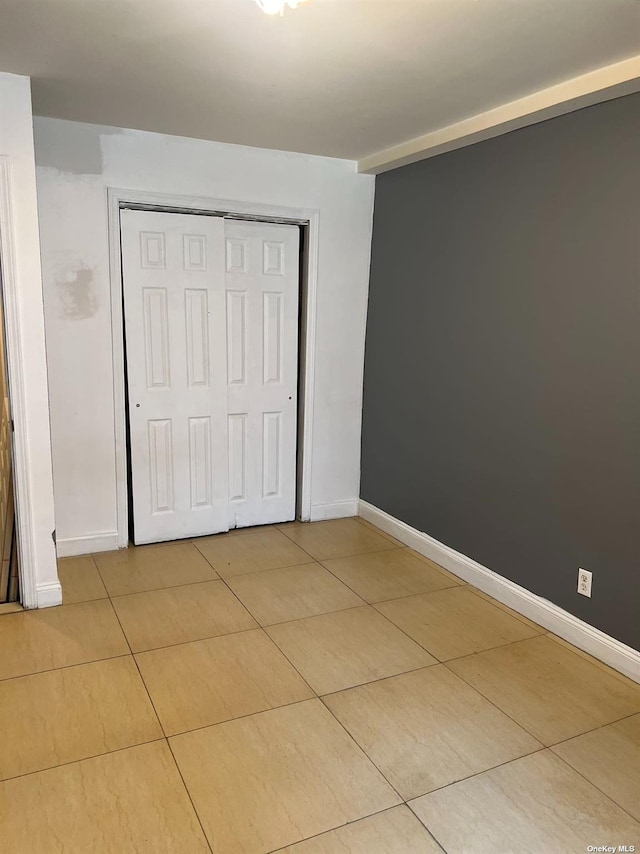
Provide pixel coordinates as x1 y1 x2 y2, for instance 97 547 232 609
254 0 306 15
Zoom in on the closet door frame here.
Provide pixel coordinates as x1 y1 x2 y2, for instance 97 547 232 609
107 187 319 548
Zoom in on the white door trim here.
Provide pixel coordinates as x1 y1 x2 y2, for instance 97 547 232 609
107 187 319 548
0 157 38 606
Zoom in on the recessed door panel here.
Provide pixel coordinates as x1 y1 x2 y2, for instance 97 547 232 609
228 413 247 502
148 419 173 514
143 288 170 389
185 289 209 388
226 291 246 385
189 416 212 509
263 292 283 384
263 411 281 498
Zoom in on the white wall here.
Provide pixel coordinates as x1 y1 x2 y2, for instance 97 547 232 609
34 117 375 556
0 74 59 605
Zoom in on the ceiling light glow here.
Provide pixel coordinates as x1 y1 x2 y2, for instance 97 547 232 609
254 0 306 15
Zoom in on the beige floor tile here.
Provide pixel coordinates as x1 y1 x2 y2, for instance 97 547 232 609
57 556 108 604
324 665 540 800
449 635 640 745
0 740 210 854
0 602 23 614
278 805 442 853
552 713 640 821
375 586 540 661
278 518 397 561
467 587 543 632
410 750 640 854
193 527 312 578
0 600 129 680
547 633 636 686
323 548 462 603
112 579 257 652
227 563 364 626
355 517 406 547
267 606 436 695
94 541 218 596
136 629 313 735
0 656 161 780
170 699 400 854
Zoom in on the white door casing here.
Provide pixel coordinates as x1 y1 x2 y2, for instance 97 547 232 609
121 209 299 544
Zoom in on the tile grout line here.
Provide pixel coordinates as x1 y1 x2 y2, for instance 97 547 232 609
67 527 640 844
548 747 640 828
544 631 639 688
0 735 167 785
127 551 445 854
351 518 551 637
464 585 545 634
274 520 399 563
417 745 550 802
213 572 320 699
68 541 640 746
316 559 544 671
304 550 458 661
164 739 215 854
101 549 261 653
0 650 132 683
93 545 222 597
106 583 215 854
441 654 640 749
160 696 318 742
317 662 447 701
353 515 408 545
217 561 368 630
107 574 223 600
315 665 547 809
268 640 440 698
436 632 556 666
265 805 447 854
317 555 461 599
74 540 640 750
403 801 450 854
115 622 261 656
545 708 640 750
181 557 435 850
194 551 320 583
317 693 405 802
196 524 325 573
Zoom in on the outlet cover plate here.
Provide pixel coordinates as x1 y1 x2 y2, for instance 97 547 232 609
578 568 592 598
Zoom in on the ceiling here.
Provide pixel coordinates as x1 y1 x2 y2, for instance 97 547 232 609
0 0 639 162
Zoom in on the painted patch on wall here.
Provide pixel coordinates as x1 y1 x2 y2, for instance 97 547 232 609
34 122 122 176
57 266 99 320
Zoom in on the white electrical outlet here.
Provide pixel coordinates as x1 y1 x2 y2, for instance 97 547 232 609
577 568 592 598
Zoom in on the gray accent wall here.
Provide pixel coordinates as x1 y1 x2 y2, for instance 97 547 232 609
361 93 640 650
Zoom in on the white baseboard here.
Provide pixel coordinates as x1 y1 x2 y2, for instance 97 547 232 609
359 499 640 684
35 581 62 608
309 500 359 522
56 531 120 558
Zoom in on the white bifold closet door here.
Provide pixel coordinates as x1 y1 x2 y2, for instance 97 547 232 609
121 209 299 545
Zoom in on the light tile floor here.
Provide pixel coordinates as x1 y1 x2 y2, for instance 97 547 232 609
1 517 639 853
